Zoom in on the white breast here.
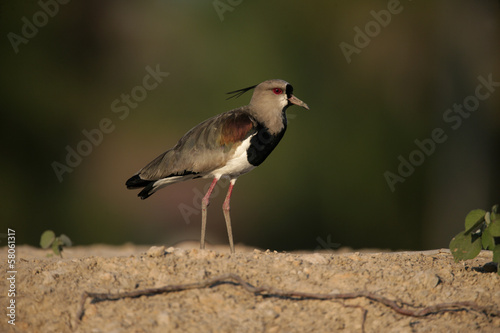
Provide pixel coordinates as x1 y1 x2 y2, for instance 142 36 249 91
211 135 255 179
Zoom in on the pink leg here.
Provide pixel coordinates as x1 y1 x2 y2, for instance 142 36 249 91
200 177 219 250
223 179 237 253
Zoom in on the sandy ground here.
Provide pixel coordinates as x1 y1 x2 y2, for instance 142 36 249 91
1 243 499 333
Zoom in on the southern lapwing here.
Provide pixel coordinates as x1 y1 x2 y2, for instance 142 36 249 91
126 79 309 253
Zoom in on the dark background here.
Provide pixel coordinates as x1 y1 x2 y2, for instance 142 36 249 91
1 0 499 251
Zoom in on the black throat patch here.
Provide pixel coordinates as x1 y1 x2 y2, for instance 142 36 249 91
285 84 294 98
246 123 287 167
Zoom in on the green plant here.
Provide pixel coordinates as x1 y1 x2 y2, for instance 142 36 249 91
40 230 72 258
449 205 500 275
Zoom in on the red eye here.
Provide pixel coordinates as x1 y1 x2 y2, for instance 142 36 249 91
273 88 283 95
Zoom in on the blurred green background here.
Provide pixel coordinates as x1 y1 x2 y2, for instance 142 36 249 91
1 0 499 251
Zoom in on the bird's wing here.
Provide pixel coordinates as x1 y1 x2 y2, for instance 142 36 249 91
137 109 257 181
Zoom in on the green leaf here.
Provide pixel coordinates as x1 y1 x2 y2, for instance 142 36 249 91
59 234 72 247
487 217 500 237
40 230 56 249
449 231 482 262
52 241 61 257
481 228 496 250
493 244 500 264
492 211 500 223
53 238 64 247
490 206 500 236
485 212 491 225
464 209 486 234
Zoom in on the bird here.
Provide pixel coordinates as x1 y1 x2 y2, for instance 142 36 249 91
126 79 309 253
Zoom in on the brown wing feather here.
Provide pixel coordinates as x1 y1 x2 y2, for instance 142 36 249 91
137 108 256 181
219 112 255 146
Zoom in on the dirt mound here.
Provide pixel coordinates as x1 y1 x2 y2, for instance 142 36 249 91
1 244 499 332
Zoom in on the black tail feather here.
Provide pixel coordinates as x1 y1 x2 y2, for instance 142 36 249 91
127 170 201 200
137 183 155 200
125 174 153 189
126 175 157 200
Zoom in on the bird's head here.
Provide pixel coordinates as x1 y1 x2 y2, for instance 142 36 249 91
251 79 309 112
227 79 309 112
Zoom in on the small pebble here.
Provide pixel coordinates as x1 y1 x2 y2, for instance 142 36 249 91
302 253 329 265
146 246 165 257
413 271 441 288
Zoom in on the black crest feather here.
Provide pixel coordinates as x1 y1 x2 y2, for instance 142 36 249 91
226 84 257 100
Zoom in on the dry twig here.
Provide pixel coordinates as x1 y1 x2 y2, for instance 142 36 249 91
77 273 499 322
